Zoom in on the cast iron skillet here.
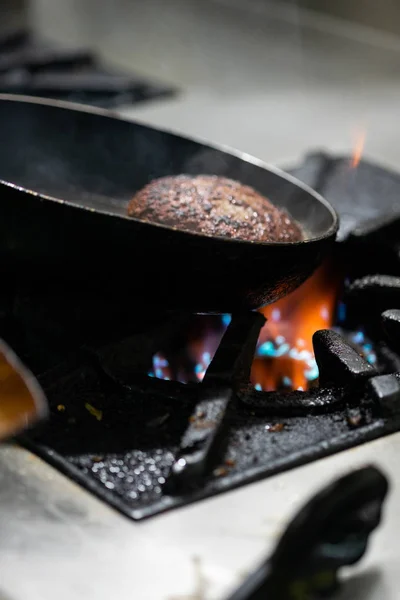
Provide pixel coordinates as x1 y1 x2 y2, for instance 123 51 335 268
0 94 338 313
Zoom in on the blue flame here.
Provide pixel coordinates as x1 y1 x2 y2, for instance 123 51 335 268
304 364 319 381
258 341 275 357
222 314 232 327
256 334 320 387
337 302 347 323
333 327 377 366
148 310 378 391
275 343 290 357
352 331 364 344
348 330 377 365
202 351 211 363
150 352 171 380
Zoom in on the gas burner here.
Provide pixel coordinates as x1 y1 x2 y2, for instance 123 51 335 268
6 152 400 521
0 30 175 107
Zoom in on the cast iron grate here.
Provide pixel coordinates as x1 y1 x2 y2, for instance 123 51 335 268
17 153 400 520
0 30 176 107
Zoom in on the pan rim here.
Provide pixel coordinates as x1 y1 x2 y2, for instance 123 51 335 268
0 93 339 247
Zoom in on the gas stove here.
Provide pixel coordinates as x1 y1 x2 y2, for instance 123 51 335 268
7 151 400 520
0 149 400 599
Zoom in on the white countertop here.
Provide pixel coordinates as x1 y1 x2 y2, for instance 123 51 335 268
0 433 399 600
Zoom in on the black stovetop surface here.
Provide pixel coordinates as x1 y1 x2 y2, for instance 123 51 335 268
9 152 400 520
0 30 176 107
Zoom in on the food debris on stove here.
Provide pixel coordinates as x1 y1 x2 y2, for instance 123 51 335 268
84 402 103 421
346 409 363 428
92 455 104 463
213 466 229 478
127 175 304 243
265 423 285 432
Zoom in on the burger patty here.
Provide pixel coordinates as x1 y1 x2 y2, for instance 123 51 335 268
127 175 304 243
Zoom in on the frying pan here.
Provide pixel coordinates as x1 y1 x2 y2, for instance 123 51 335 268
0 95 338 313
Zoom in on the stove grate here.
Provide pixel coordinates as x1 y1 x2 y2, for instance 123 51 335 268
0 29 176 107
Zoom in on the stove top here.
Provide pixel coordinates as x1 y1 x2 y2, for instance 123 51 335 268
3 152 398 525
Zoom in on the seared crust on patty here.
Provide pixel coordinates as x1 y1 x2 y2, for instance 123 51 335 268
127 175 303 243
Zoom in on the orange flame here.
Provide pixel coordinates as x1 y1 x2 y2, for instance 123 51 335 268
251 259 341 391
152 262 342 392
351 130 366 168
